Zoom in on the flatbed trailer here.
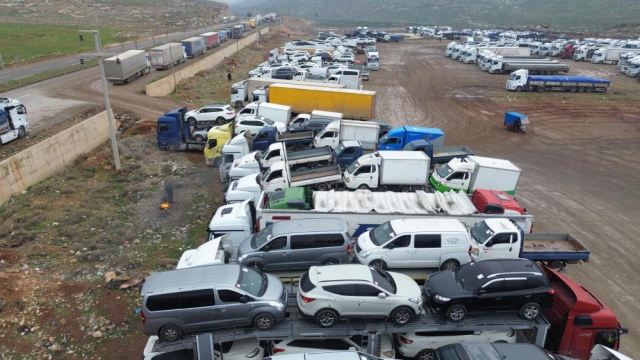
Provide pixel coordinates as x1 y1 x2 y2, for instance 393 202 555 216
522 233 590 269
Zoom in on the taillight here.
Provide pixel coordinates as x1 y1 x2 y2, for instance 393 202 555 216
273 348 285 353
140 311 146 324
227 112 234 115
347 243 352 256
399 336 413 344
300 294 316 303
548 289 555 295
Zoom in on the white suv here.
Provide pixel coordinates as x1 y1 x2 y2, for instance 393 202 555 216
272 335 395 359
393 330 516 360
185 105 236 125
296 264 423 327
235 116 286 135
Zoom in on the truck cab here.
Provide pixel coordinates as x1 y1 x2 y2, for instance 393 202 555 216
505 69 529 91
228 151 261 183
207 199 256 260
219 130 253 180
225 173 263 205
0 98 29 145
333 140 364 167
231 80 248 108
378 126 444 150
468 218 524 260
203 123 233 166
430 157 475 192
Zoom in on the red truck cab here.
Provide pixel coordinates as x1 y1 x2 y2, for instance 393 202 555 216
472 189 525 215
542 266 627 360
560 44 575 59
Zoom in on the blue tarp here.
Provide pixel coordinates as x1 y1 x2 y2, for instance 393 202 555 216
528 75 611 85
504 111 527 125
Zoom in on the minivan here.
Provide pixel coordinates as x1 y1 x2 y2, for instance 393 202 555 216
236 219 351 271
355 219 472 270
272 67 296 80
141 264 287 342
332 69 361 79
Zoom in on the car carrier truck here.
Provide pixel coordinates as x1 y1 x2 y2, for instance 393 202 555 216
506 69 610 92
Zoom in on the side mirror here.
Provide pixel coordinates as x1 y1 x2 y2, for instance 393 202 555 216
263 245 271 252
239 296 249 303
386 243 395 250
485 241 493 247
378 292 387 299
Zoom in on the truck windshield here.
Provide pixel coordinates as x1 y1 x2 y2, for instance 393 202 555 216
379 134 389 144
370 222 396 246
469 221 494 245
334 143 347 156
508 73 516 80
436 164 454 179
346 160 359 174
251 226 272 249
237 267 267 297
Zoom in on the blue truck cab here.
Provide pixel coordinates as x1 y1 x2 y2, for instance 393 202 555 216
378 126 445 150
333 140 365 167
157 107 208 152
219 30 228 42
252 126 314 152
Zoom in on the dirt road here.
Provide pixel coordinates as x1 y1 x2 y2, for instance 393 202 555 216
369 39 640 356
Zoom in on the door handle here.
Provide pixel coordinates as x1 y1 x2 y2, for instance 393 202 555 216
509 247 513 252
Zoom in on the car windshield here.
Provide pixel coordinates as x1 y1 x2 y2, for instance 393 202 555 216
251 226 272 249
469 221 494 244
436 164 454 179
455 263 484 291
263 118 275 125
237 267 267 297
435 345 462 360
370 267 396 294
370 222 395 246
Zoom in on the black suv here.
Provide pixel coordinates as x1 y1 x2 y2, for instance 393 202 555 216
288 117 333 134
424 259 554 321
271 66 296 80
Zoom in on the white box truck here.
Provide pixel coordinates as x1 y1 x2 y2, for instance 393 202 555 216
236 102 292 125
430 156 521 194
343 151 430 191
313 119 379 150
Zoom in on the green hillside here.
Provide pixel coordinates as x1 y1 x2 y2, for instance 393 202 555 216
231 0 640 33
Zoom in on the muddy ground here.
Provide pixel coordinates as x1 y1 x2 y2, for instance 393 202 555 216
368 38 640 356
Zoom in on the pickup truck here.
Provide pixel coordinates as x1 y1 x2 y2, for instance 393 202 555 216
252 126 314 151
403 139 474 165
261 143 334 169
262 162 342 192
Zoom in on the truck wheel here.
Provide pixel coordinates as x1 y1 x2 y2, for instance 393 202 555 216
166 143 179 152
316 183 330 191
547 260 566 271
570 87 577 92
515 86 523 93
213 158 221 167
520 302 541 320
400 185 413 192
216 117 226 125
440 259 460 271
369 259 387 270
357 184 369 190
18 127 26 138
187 117 197 125
194 134 205 142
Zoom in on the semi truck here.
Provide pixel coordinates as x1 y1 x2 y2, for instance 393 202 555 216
558 43 575 59
343 151 430 191
219 30 228 42
156 108 210 152
148 43 185 70
403 139 474 165
232 25 244 39
0 98 29 146
313 119 379 150
463 46 531 64
572 45 596 61
506 69 610 92
199 32 220 49
430 156 521 194
230 78 345 109
262 83 376 120
591 48 640 65
378 126 444 150
181 37 206 58
489 57 570 74
236 102 291 125
103 50 150 85
249 19 256 29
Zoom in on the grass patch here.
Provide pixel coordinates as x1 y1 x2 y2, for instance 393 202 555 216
0 59 98 93
0 23 121 65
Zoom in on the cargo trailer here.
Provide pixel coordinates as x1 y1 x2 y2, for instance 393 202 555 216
199 32 220 49
148 43 185 70
506 69 610 92
103 50 150 85
181 37 206 58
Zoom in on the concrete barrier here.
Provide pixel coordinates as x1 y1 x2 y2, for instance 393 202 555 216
145 26 271 97
0 111 110 204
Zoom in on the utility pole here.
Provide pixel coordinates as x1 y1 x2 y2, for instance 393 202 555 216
0 53 7 84
79 30 121 171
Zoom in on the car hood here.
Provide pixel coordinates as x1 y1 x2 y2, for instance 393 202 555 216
425 270 470 298
390 272 422 298
236 234 255 260
357 231 378 252
261 272 285 301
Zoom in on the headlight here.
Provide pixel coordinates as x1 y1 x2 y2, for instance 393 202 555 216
238 254 248 262
408 297 422 304
435 295 451 302
359 250 372 258
246 348 261 358
471 248 480 256
269 301 284 311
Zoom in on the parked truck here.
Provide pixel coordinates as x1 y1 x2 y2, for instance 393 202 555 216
218 130 253 179
378 126 444 150
572 45 596 61
344 151 430 191
252 126 314 152
148 43 185 70
403 139 474 165
463 46 531 64
506 69 610 92
262 83 376 120
0 98 29 146
489 57 570 74
232 25 244 39
203 122 234 166
261 143 334 170
249 19 256 29
181 37 206 58
103 50 150 85
591 48 640 65
236 102 291 124
313 119 379 150
199 32 220 49
219 30 228 42
558 43 575 59
430 156 521 194
326 74 362 90
230 78 345 108
262 162 342 193
156 108 210 152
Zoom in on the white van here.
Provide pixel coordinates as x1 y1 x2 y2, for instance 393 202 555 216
355 219 472 270
207 199 256 261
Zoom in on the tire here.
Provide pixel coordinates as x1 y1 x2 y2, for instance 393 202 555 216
212 158 221 167
390 306 413 324
400 185 412 192
316 182 330 191
547 260 565 271
515 86 523 93
520 302 541 320
440 259 460 271
247 261 265 272
293 143 305 150
446 304 467 322
253 314 275 330
415 350 436 360
166 143 179 152
187 117 197 125
18 126 26 138
194 134 205 142
216 117 226 125
315 309 339 327
159 324 183 342
369 259 387 270
357 184 370 190
586 87 593 93
322 258 339 265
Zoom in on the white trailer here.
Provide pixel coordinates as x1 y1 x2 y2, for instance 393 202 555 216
343 151 430 191
313 119 379 150
103 50 151 84
236 102 292 125
326 74 362 90
148 43 185 70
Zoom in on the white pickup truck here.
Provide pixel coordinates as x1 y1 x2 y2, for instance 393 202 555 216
261 162 342 193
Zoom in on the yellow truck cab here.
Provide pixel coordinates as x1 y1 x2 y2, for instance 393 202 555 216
204 122 233 166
